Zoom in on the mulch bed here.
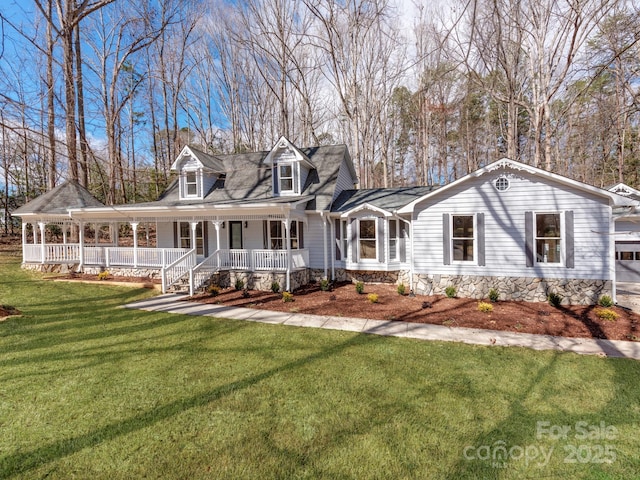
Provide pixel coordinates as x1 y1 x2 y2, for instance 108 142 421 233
190 281 640 342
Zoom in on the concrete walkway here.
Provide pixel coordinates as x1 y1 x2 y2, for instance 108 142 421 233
124 293 640 360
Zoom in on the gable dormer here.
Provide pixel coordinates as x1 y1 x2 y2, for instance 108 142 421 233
266 137 315 197
171 146 224 200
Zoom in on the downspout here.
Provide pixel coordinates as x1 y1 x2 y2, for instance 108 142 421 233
329 215 335 281
320 211 328 280
395 212 414 294
610 205 617 304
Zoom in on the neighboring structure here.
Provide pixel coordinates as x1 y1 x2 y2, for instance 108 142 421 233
12 137 640 304
608 183 640 283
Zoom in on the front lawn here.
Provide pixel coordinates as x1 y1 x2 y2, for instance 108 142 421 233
1 255 639 479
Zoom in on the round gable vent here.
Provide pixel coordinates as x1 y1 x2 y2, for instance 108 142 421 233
494 175 510 191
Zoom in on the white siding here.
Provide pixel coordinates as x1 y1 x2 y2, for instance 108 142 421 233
156 221 174 248
332 160 358 202
412 169 613 280
307 213 329 269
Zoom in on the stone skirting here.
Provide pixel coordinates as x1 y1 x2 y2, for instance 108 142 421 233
311 268 411 287
211 269 309 292
412 274 612 305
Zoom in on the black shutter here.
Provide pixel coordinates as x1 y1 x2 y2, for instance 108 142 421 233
525 211 534 267
565 210 574 268
334 219 341 260
443 214 451 265
173 222 178 248
477 213 485 266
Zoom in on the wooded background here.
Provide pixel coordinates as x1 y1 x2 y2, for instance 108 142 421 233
1 0 639 228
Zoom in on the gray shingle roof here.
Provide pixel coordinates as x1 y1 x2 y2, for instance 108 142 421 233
137 144 352 211
331 186 438 213
186 145 225 172
12 180 104 217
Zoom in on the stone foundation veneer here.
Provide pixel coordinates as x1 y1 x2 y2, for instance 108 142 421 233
210 269 309 292
412 274 613 305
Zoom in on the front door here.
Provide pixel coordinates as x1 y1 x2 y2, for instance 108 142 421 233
229 221 243 249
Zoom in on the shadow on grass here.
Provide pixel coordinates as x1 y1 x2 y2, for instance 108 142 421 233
0 331 385 478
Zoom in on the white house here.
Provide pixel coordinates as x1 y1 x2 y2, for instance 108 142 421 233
13 137 639 304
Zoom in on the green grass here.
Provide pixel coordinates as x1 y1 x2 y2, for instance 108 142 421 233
1 255 639 479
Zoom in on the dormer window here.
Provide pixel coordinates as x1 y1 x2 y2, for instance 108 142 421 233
280 163 294 193
181 170 202 199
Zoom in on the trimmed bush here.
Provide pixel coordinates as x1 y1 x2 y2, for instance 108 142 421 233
367 293 379 304
207 284 221 296
397 284 406 296
477 302 493 313
234 278 245 291
270 281 280 293
97 271 110 281
282 291 294 303
488 288 499 303
548 292 562 308
355 281 365 294
598 295 614 308
595 308 618 321
319 279 331 291
445 286 456 298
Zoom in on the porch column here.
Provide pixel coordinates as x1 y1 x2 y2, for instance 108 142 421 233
38 222 46 264
79 222 85 268
283 219 291 292
113 222 119 246
21 222 26 263
32 223 37 245
213 221 222 269
63 224 68 244
94 223 99 246
131 222 139 268
190 221 198 253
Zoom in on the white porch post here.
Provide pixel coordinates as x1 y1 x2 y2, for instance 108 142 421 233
213 221 221 269
113 222 119 246
283 219 291 292
21 222 26 263
32 223 37 245
38 222 46 264
190 221 198 254
131 222 139 268
330 217 335 281
62 224 68 244
79 222 84 268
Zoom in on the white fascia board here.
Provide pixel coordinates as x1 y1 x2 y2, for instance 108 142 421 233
398 158 635 214
339 203 392 218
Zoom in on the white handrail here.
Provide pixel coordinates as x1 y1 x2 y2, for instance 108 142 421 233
161 249 196 293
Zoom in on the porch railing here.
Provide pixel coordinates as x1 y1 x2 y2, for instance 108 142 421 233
161 249 196 293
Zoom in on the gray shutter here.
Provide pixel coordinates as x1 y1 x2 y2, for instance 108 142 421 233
443 214 451 265
525 211 534 267
477 213 485 266
377 217 385 262
203 222 209 256
351 218 358 262
565 210 574 268
299 221 304 249
334 219 341 260
273 166 279 195
263 221 268 248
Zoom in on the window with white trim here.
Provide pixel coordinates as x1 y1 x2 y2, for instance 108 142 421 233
269 221 284 249
359 219 376 260
452 215 474 262
535 213 561 263
389 219 398 261
181 170 201 199
290 221 303 249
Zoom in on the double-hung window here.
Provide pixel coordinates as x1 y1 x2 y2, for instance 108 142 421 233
452 215 474 262
389 220 398 261
279 163 294 193
535 213 561 264
182 171 199 198
359 219 376 260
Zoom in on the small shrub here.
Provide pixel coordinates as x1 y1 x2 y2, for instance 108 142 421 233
477 301 493 313
397 283 406 296
270 281 280 293
488 288 499 303
242 288 250 298
548 292 562 307
207 284 221 296
367 293 379 303
234 278 245 291
445 286 457 298
598 295 614 308
97 271 110 281
319 279 331 291
595 308 618 321
355 281 365 294
282 291 294 303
